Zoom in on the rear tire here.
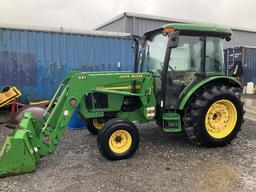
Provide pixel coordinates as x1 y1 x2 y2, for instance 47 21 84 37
183 85 244 147
97 118 139 160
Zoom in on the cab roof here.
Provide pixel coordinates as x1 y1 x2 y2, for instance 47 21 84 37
144 23 232 40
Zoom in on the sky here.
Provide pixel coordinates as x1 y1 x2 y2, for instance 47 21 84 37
0 0 255 30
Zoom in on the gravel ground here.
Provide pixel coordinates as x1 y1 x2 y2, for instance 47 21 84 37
0 119 255 192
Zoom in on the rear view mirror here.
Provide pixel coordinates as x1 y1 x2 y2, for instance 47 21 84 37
167 31 180 48
225 36 231 41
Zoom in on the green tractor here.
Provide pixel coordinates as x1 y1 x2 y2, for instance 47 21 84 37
0 23 244 177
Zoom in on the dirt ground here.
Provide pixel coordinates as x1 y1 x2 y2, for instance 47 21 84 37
0 117 255 192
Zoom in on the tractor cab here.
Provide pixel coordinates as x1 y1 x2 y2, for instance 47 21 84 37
138 23 232 111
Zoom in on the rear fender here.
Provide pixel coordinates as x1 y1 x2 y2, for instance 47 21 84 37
178 76 241 110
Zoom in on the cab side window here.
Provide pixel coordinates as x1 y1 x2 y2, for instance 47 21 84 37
205 37 224 73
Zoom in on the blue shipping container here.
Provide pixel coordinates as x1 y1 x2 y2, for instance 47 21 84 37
224 46 256 83
0 24 134 101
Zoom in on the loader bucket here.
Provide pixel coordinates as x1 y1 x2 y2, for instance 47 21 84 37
0 117 38 177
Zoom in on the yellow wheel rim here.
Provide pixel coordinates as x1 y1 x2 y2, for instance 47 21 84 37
205 99 237 139
92 119 103 129
109 130 132 154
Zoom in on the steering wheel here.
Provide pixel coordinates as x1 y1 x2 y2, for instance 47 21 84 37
159 62 176 74
168 65 176 74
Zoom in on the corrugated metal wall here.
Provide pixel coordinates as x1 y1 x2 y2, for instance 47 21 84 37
97 14 256 49
224 47 256 83
243 47 256 83
0 27 134 101
97 16 172 37
226 30 256 48
98 18 126 33
127 17 168 36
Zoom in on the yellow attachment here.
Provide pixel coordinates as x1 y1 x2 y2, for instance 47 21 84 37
205 99 237 139
0 87 22 108
92 119 104 129
109 130 132 154
29 100 50 106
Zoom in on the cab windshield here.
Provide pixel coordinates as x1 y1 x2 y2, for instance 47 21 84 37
139 32 225 74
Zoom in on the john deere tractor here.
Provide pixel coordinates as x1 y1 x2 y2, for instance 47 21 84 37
0 23 244 177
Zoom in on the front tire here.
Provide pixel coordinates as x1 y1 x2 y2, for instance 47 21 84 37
86 118 104 135
183 85 244 147
97 118 139 160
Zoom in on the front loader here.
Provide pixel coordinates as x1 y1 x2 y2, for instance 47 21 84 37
0 23 244 177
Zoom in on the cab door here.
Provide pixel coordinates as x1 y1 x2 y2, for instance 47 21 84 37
163 35 203 110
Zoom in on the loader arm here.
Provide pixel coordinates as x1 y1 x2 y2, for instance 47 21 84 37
0 71 156 177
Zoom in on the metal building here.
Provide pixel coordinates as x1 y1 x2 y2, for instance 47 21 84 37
0 24 134 101
95 12 256 49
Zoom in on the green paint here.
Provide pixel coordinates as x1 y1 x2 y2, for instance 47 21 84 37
162 112 182 133
163 23 232 37
178 76 241 110
0 71 156 177
0 129 36 176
